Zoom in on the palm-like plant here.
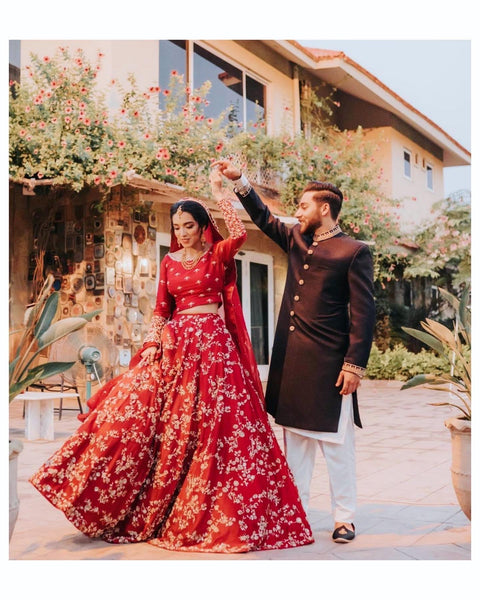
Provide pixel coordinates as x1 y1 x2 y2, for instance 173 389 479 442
401 284 471 420
9 274 101 402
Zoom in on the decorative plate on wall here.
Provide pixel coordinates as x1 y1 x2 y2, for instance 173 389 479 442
134 224 146 245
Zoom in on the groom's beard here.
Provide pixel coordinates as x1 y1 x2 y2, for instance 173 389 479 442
303 217 323 236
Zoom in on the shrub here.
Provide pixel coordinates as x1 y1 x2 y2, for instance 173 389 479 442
365 343 450 381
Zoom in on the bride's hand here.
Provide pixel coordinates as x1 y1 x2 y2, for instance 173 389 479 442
140 345 158 365
209 166 224 197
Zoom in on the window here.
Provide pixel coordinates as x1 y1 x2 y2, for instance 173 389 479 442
235 250 274 374
159 40 265 130
403 150 412 179
426 164 434 191
159 40 187 110
9 39 21 85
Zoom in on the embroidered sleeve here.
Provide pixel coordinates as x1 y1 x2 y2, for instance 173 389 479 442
342 362 366 379
142 258 174 348
216 195 246 240
143 315 167 347
214 194 247 262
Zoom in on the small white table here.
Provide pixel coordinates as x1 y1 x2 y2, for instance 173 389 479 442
13 392 80 440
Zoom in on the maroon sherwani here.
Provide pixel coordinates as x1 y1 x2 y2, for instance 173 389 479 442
235 184 375 433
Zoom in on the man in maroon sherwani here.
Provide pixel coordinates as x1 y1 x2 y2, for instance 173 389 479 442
213 160 376 543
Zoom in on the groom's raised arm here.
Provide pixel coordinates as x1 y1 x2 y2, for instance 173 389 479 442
212 160 291 253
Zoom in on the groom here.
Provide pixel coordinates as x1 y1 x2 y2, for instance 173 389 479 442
213 160 375 543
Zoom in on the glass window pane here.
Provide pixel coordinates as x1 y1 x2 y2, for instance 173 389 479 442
193 43 243 125
426 165 433 190
403 151 411 178
159 40 187 110
246 75 265 127
250 263 268 364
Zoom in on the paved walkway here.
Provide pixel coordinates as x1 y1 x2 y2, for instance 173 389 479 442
9 380 471 563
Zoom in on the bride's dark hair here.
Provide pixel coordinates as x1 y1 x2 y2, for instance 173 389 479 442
170 199 210 228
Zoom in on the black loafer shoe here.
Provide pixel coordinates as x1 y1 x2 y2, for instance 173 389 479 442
332 523 355 543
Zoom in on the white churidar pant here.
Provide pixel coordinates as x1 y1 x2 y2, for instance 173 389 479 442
282 396 356 523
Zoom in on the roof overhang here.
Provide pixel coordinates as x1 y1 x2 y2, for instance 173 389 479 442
263 40 470 168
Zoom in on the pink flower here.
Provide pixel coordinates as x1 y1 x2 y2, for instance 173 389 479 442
38 121 46 129
42 56 50 63
171 70 178 76
19 129 26 137
163 89 171 96
353 226 360 233
117 141 126 148
215 143 224 152
65 117 71 124
37 173 44 178
94 176 101 185
144 133 151 139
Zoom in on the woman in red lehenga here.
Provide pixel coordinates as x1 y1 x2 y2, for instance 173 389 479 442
30 169 314 553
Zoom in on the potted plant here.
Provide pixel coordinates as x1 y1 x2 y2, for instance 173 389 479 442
401 283 471 520
9 274 100 539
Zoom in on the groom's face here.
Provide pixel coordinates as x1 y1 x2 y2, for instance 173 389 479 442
295 192 327 235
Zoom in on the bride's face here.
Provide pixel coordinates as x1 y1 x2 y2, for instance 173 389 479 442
172 210 203 251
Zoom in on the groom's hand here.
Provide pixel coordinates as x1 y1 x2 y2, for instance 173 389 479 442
211 159 242 181
336 370 361 395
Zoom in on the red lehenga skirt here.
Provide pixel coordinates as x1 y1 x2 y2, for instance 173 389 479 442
30 313 314 553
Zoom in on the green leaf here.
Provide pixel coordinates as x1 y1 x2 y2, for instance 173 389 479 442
423 319 457 348
400 374 453 390
37 317 88 348
438 287 459 311
79 309 102 322
459 284 471 333
401 327 445 355
9 360 76 402
34 291 59 339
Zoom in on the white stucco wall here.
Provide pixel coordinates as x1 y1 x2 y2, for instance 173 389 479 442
365 127 444 231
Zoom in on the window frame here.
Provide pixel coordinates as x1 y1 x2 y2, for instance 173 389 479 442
403 148 412 180
234 248 274 378
160 40 268 131
426 162 434 191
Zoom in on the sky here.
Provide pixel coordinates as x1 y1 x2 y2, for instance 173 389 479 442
297 39 471 197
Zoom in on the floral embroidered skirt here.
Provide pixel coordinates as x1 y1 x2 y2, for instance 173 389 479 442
30 313 313 553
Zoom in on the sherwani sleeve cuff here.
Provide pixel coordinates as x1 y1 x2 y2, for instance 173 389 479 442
233 173 252 197
342 362 366 378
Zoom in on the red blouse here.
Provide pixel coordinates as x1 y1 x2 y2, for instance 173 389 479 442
142 197 246 348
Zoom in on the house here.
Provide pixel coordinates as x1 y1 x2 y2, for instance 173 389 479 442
9 39 470 392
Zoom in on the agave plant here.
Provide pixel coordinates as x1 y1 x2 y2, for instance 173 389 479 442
401 284 471 420
9 274 101 402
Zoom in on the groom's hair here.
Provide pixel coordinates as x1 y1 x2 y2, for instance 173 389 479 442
301 181 343 219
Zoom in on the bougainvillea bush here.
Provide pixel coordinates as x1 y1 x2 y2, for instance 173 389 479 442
9 45 423 284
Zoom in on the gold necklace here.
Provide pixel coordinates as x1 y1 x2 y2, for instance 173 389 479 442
181 248 204 270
